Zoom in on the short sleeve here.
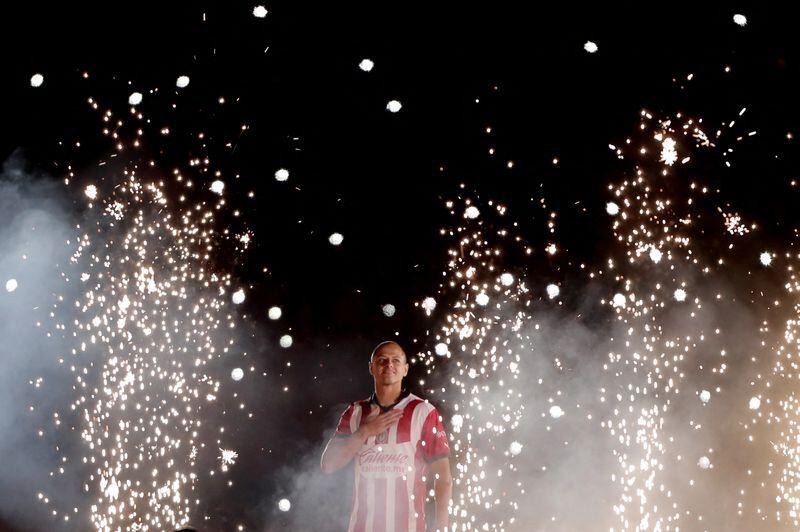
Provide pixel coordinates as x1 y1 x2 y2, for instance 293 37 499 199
420 407 450 463
334 403 357 438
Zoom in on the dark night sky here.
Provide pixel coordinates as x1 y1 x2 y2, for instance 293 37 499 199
3 1 800 530
3 1 798 333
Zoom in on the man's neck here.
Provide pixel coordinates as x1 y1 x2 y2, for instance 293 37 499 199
374 383 403 408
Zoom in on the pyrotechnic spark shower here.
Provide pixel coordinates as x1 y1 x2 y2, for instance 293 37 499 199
32 87 256 531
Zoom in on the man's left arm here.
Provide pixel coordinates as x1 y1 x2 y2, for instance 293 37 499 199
430 456 452 531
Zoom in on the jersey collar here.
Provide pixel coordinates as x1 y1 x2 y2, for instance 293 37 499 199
370 388 411 413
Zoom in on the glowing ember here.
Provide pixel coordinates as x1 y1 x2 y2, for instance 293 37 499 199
84 185 98 199
231 289 246 305
219 448 238 466
546 283 560 299
210 180 225 194
649 247 663 263
760 252 773 266
749 396 761 410
500 273 514 286
659 136 678 166
268 306 282 320
386 100 402 113
464 206 480 219
358 58 374 72
328 232 344 246
612 293 626 307
673 288 687 302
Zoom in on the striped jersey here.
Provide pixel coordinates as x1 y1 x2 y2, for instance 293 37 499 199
335 391 450 532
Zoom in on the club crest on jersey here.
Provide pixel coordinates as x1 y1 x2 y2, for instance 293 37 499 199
375 429 389 444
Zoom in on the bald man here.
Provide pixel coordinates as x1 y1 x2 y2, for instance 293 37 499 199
321 341 452 531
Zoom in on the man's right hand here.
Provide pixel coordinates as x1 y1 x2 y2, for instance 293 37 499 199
356 409 404 439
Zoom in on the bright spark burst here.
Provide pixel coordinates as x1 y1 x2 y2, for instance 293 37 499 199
279 334 293 348
328 232 344 246
231 368 244 381
464 206 480 219
606 201 620 215
733 13 747 26
30 73 44 87
386 100 402 113
128 92 143 106
500 273 515 286
546 283 560 299
584 41 598 53
659 136 678 166
274 168 289 182
760 252 773 266
210 180 225 195
674 288 687 301
219 448 238 466
649 246 663 263
176 75 190 88
5 279 18 292
358 58 374 72
232 288 246 304
612 293 626 307
277 498 291 512
509 441 523 456
84 184 98 199
381 303 396 317
749 396 761 410
421 296 437 314
549 405 564 418
268 306 282 320
253 5 268 18
700 389 711 404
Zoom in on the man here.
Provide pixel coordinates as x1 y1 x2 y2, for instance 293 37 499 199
321 341 452 532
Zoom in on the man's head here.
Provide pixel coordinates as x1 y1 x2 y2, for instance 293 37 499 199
368 341 409 386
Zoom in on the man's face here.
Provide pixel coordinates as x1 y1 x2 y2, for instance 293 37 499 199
369 343 409 386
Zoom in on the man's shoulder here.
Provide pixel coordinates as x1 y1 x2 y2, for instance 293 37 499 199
404 393 441 414
344 397 372 409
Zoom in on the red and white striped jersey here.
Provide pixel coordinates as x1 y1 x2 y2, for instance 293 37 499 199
335 392 450 532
